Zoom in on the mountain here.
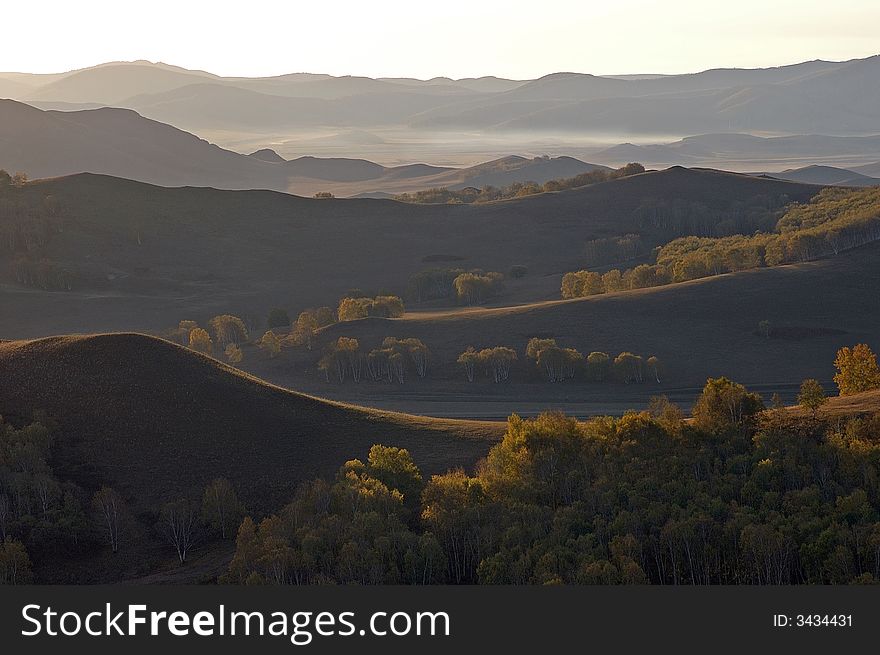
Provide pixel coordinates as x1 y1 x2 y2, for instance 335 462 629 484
0 99 282 189
411 56 880 135
248 148 286 163
0 168 820 342
593 133 880 170
6 57 880 147
853 162 880 177
770 165 880 187
23 62 218 105
0 100 612 195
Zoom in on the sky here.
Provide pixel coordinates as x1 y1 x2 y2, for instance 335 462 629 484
5 0 880 79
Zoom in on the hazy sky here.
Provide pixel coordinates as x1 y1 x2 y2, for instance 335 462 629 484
6 0 879 78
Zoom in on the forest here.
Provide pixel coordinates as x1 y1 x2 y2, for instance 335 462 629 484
220 347 880 585
562 187 880 299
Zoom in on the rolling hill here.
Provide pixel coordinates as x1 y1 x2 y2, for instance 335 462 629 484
247 239 880 418
0 99 609 195
593 133 880 170
770 165 880 187
0 167 821 342
0 333 501 514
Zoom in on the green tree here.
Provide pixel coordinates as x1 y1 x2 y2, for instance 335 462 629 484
798 379 827 417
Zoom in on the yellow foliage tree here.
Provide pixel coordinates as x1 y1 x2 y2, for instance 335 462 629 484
834 344 880 396
189 328 213 355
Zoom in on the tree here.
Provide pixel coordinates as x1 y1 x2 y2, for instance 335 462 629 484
692 377 764 432
208 314 249 347
92 486 124 554
202 478 244 539
266 308 291 329
257 330 282 358
225 343 243 364
561 270 603 299
798 379 827 417
160 499 199 564
338 296 404 321
291 310 320 350
646 355 662 383
366 445 423 511
0 539 33 584
586 351 611 381
458 347 479 382
834 344 880 396
11 172 28 187
188 327 213 355
453 272 504 305
479 347 517 383
613 352 644 384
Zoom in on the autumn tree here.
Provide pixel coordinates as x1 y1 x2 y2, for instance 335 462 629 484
613 352 644 384
479 347 517 383
202 478 245 539
798 379 827 417
188 327 213 355
586 351 611 381
458 347 480 382
225 343 243 364
338 296 404 321
692 377 764 432
208 314 249 348
257 330 282 358
320 337 362 382
561 270 603 299
92 486 124 554
453 272 504 305
834 344 880 395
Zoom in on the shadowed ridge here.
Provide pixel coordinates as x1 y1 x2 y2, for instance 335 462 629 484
0 333 501 513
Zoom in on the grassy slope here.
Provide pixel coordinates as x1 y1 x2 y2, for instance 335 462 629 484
0 167 819 339
0 334 501 515
273 240 880 410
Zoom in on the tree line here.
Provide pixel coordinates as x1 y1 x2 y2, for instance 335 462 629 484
319 337 430 384
392 163 645 205
408 268 506 305
0 409 247 583
223 347 880 585
0 178 71 291
561 187 880 299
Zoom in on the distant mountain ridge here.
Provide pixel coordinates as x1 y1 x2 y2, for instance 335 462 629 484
0 99 610 195
3 56 880 137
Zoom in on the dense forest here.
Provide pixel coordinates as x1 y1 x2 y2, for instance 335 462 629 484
563 187 880 299
221 348 880 585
